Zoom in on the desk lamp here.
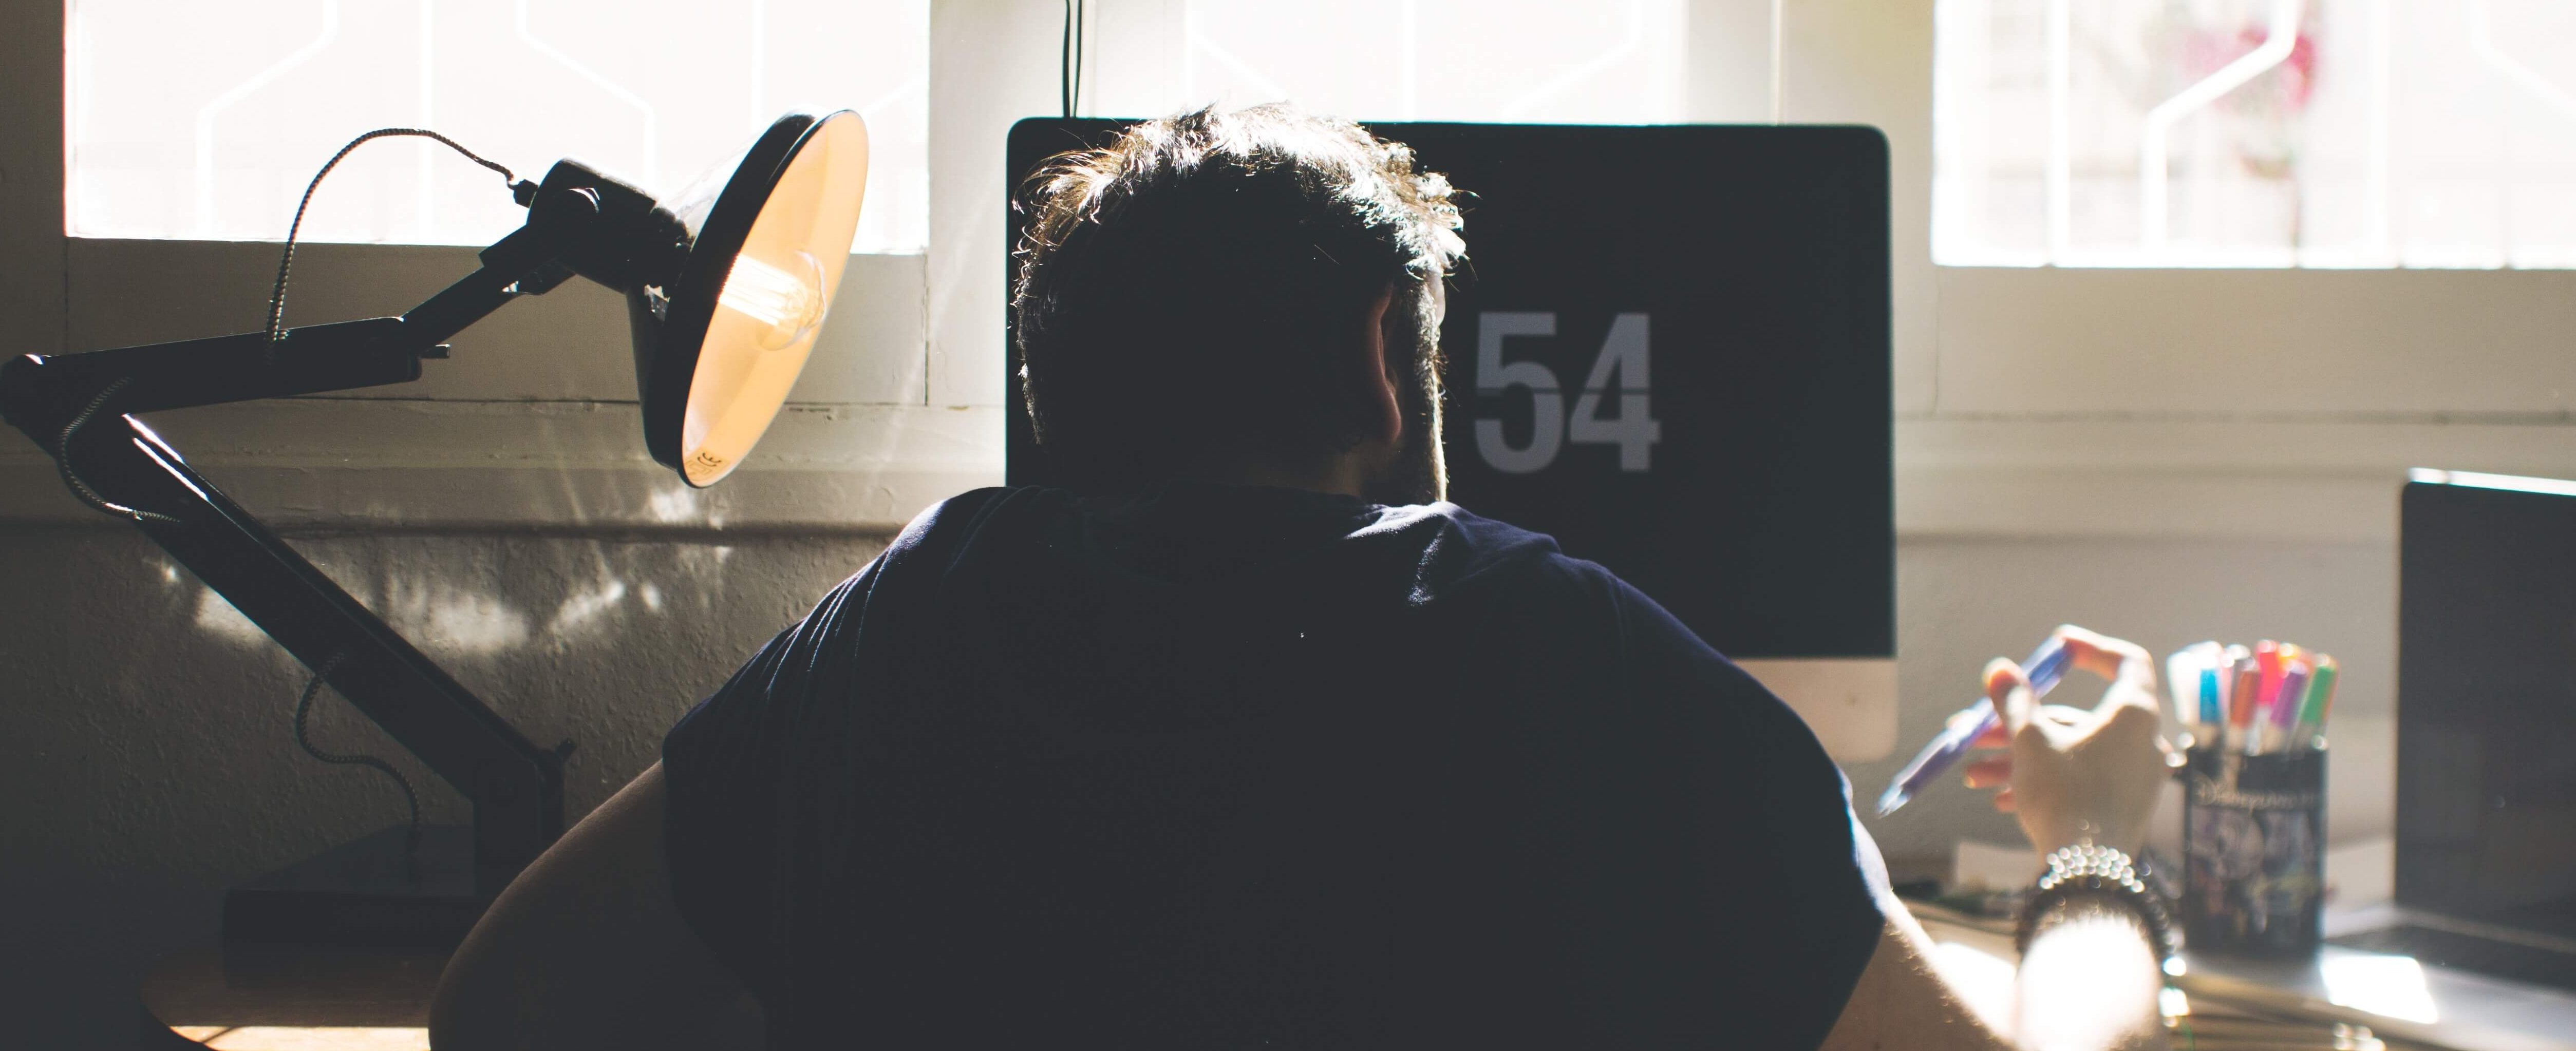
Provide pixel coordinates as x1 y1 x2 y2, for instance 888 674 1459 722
1 110 868 945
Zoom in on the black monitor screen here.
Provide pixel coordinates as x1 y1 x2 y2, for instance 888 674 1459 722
2398 477 2576 939
1005 119 1892 661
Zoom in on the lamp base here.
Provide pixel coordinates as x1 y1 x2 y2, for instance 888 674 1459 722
222 825 484 949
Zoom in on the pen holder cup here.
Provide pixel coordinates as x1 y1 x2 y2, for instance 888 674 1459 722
2179 739 2327 958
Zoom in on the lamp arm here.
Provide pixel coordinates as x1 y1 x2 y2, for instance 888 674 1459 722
2 221 561 429
0 222 580 900
111 416 567 896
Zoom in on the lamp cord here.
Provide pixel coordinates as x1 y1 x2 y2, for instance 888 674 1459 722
53 129 516 523
265 128 520 359
1061 0 1084 118
61 129 509 853
55 376 181 525
264 132 506 854
293 652 425 855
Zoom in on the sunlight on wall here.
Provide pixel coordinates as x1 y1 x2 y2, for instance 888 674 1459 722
545 578 628 643
193 587 270 646
180 535 783 659
379 578 531 656
647 484 712 526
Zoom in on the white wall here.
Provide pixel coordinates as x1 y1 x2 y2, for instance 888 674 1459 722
5 1 2572 1045
0 526 886 1046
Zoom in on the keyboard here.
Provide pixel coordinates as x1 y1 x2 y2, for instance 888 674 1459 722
2329 924 2576 991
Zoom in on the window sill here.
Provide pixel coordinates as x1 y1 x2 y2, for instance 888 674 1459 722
1932 266 2576 418
1896 415 2576 542
1 398 1002 534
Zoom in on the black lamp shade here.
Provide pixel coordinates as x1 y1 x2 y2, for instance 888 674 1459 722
636 110 869 487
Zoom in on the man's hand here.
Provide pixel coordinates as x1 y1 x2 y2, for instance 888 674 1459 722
1822 626 2173 1051
1960 625 2171 858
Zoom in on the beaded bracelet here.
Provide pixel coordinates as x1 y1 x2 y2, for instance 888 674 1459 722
2013 842 2184 979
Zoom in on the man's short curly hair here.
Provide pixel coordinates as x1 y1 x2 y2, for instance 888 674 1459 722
1011 104 1464 490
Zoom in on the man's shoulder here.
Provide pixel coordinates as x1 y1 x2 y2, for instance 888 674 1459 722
1390 503 1794 707
897 487 1650 628
1346 499 1635 606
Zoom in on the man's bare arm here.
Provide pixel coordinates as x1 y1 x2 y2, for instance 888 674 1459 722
430 762 761 1050
1821 897 2163 1051
1821 911 2014 1050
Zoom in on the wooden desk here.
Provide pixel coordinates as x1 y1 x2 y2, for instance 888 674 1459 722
143 915 2480 1051
140 945 443 1050
1914 907 2447 1051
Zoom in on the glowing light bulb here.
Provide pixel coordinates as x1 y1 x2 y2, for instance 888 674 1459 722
718 250 827 351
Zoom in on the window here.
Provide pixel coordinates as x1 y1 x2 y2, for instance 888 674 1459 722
1113 0 1686 125
1935 0 2576 267
66 0 927 253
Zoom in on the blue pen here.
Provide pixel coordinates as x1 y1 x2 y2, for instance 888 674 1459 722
1876 639 2073 817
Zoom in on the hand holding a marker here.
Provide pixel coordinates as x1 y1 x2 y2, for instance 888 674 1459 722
1958 626 2173 860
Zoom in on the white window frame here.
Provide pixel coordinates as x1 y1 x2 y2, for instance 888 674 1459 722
9 0 2574 541
1906 0 2576 543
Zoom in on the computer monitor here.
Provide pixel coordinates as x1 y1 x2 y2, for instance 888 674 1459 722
1004 119 1896 760
2396 470 2576 942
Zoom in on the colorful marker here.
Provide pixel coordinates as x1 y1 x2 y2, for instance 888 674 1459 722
2182 641 2225 727
2230 655 2263 755
2254 640 2286 717
2277 643 2308 696
1876 638 2073 817
2198 664 2224 727
2266 660 2310 753
2292 654 2338 745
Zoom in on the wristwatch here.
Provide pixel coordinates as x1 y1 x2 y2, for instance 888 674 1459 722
2013 841 2183 977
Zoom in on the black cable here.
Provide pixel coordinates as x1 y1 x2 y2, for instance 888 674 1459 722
1061 0 1086 118
265 128 520 359
62 129 511 851
293 652 424 853
55 128 516 523
55 376 181 525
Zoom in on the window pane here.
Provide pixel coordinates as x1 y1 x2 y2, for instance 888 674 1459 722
1935 0 2576 267
1173 0 1686 124
67 0 927 253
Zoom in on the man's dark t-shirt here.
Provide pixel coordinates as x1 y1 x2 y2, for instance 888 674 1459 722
662 484 1892 1047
